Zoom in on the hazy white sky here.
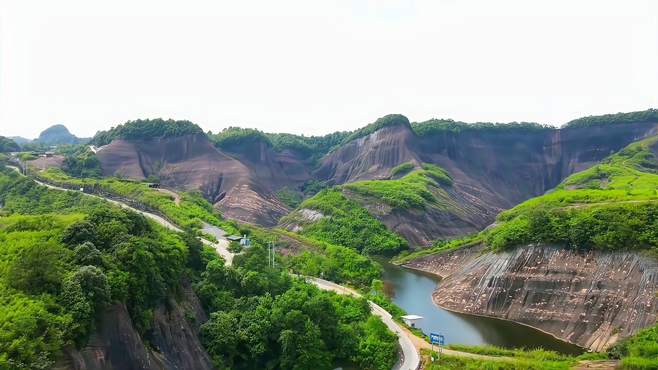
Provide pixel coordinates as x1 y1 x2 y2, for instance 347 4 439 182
1 0 657 138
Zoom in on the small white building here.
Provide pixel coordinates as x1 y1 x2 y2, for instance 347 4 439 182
401 314 424 328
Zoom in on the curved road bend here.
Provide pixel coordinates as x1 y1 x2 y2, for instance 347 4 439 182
306 276 420 370
12 166 418 369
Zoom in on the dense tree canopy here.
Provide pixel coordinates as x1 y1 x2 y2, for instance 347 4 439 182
0 136 20 152
91 119 203 145
564 108 658 128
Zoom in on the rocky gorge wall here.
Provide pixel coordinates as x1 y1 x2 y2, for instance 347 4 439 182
55 282 214 370
404 244 658 351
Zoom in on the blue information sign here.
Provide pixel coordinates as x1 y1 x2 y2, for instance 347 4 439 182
430 333 445 345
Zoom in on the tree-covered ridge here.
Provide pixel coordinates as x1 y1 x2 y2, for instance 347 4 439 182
0 136 20 152
91 118 203 145
344 163 453 209
563 108 658 129
0 167 197 369
411 118 550 136
210 126 350 159
281 188 407 255
36 124 85 145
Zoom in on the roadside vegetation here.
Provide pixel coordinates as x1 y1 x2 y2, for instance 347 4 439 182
197 245 397 370
34 168 237 233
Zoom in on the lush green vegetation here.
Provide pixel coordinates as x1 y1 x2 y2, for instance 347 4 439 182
36 124 83 145
411 118 550 136
0 136 20 152
211 127 272 150
423 346 609 370
91 119 203 146
276 186 303 208
61 145 102 178
35 168 236 232
195 242 397 370
611 324 658 369
210 127 350 160
268 131 350 158
564 108 658 129
0 167 201 368
279 230 382 288
483 136 658 252
344 163 452 209
283 188 407 255
1 166 398 370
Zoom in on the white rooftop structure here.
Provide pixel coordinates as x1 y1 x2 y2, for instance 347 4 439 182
401 314 424 328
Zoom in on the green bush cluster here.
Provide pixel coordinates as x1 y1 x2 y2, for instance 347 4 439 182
287 188 407 255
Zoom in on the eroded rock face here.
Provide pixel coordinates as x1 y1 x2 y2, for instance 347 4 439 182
405 245 658 350
96 134 291 226
59 283 214 370
318 121 658 244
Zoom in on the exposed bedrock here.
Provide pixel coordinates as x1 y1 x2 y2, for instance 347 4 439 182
58 282 214 370
96 133 293 226
404 245 658 351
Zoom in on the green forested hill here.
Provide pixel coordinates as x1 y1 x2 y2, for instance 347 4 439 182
0 167 397 370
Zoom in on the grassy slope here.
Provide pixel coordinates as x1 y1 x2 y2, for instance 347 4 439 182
344 163 453 209
281 188 407 255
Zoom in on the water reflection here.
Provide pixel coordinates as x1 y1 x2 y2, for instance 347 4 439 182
377 259 584 355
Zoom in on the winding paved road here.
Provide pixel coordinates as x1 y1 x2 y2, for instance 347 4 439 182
307 276 420 370
7 165 234 263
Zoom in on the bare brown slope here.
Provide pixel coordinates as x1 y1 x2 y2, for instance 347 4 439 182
315 121 658 244
96 134 289 225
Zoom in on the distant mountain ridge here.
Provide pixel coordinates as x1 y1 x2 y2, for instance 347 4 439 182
84 109 658 242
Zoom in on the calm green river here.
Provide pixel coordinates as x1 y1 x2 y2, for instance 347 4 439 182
378 259 584 355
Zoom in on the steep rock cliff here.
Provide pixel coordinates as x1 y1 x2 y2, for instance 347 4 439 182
404 245 658 351
95 134 289 225
316 121 658 243
58 283 214 370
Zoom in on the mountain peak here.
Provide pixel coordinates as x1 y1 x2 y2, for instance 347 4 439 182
37 124 80 145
